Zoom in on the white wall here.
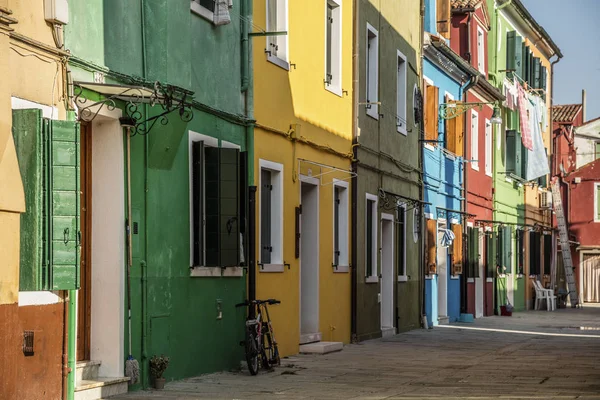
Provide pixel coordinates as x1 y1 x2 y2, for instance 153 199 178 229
90 115 125 378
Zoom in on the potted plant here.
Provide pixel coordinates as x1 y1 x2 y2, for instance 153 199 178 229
149 355 170 389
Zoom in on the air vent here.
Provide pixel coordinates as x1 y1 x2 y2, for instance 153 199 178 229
23 331 34 356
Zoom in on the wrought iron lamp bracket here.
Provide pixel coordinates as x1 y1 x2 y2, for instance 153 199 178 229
439 102 495 120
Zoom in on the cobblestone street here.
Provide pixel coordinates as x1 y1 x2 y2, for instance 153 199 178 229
110 305 600 399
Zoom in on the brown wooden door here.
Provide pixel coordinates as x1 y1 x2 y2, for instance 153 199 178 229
77 123 92 361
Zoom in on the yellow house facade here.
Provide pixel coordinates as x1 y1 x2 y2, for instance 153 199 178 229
252 0 354 356
1 1 71 399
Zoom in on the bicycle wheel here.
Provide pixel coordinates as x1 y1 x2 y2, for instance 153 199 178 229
245 328 259 375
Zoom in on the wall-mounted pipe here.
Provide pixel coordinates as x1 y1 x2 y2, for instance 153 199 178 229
350 0 359 342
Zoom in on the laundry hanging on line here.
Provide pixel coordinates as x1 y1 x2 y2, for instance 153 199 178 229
516 80 533 151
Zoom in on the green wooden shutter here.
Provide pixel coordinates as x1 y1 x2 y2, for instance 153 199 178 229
515 131 522 178
192 141 204 266
497 227 503 273
366 200 374 276
333 188 340 266
205 147 220 266
543 234 551 275
260 169 272 264
528 49 534 86
473 228 480 278
12 109 45 291
522 45 529 82
533 58 541 89
521 142 528 179
239 151 248 264
49 119 81 290
504 226 512 274
219 148 240 267
507 32 523 78
486 232 496 278
326 3 333 82
595 142 600 160
467 227 473 278
517 230 524 275
597 185 600 221
506 130 517 174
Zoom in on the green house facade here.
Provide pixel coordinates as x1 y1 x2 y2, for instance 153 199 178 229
64 0 254 396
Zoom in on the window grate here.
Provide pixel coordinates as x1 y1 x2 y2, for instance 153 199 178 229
23 330 34 356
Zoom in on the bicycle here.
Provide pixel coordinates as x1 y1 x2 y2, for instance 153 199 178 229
235 298 281 375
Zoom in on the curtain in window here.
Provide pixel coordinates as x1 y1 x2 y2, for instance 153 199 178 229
583 255 600 303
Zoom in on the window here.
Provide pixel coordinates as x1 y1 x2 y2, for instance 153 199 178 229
333 181 349 271
397 203 407 281
365 193 378 282
506 31 523 79
325 0 342 94
485 119 492 176
12 109 81 290
424 80 439 144
477 26 485 74
471 110 479 170
266 0 288 68
595 183 600 223
190 134 242 269
516 229 525 275
396 50 407 134
595 142 600 160
366 23 379 119
260 160 284 267
529 231 540 275
543 234 552 275
505 129 523 178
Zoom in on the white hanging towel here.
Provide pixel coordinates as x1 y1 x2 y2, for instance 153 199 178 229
525 95 550 181
213 0 233 26
441 228 455 248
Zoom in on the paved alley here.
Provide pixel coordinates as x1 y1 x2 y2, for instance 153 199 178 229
109 306 600 399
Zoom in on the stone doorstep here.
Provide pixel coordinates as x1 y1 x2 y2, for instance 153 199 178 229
299 341 343 354
75 377 130 400
76 360 102 382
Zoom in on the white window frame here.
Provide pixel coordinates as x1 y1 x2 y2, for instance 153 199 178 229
396 50 408 135
471 110 479 171
366 23 379 120
595 183 600 223
259 159 285 272
397 202 408 282
332 180 349 272
191 0 215 22
477 26 485 74
365 193 379 283
324 0 342 96
266 0 289 70
485 118 492 176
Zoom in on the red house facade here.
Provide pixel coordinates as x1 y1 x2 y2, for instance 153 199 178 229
450 0 503 317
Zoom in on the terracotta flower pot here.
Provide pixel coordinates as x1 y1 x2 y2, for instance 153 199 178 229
154 377 166 390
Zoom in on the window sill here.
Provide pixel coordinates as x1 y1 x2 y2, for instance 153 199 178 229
498 273 506 278
424 144 435 152
366 109 379 120
333 265 349 273
450 275 460 280
365 276 378 283
397 126 408 136
486 277 493 283
223 267 244 277
190 266 222 277
505 176 513 183
471 164 480 171
397 275 408 282
267 55 290 71
516 274 524 279
485 171 493 177
190 3 214 22
467 277 475 283
425 275 434 280
259 263 285 273
325 84 343 97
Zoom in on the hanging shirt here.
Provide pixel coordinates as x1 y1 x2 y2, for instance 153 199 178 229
516 81 533 151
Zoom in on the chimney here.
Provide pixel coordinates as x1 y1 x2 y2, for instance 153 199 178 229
582 89 587 123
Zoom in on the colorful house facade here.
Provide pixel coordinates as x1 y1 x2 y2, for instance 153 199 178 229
422 0 480 326
252 0 353 355
1 1 74 399
486 0 561 313
450 0 505 318
353 0 423 341
64 0 254 396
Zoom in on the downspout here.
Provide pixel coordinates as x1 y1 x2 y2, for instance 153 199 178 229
490 0 512 87
242 0 257 313
66 292 75 400
419 0 426 328
140 0 149 389
350 0 359 342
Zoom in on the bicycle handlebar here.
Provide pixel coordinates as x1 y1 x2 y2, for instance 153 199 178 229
235 299 281 307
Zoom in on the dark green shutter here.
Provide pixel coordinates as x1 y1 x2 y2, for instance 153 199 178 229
521 142 528 179
515 131 522 178
522 44 529 82
192 141 204 266
473 228 480 278
205 147 220 266
506 130 517 174
13 109 45 291
49 119 81 290
505 226 513 274
366 200 374 277
517 230 524 275
219 148 240 267
595 142 600 160
486 232 496 278
507 31 523 78
533 57 541 89
543 234 551 275
541 67 547 99
260 169 272 264
239 151 248 264
467 227 473 277
397 207 405 276
497 227 503 273
333 188 340 266
326 4 333 82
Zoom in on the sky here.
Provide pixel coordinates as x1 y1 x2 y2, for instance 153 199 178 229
520 0 600 121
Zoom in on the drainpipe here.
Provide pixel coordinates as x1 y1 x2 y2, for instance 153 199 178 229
350 0 359 342
140 0 150 389
419 0 426 328
66 291 75 400
490 0 512 86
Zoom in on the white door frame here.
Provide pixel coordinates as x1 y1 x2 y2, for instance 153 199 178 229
579 250 600 304
380 213 395 337
475 231 484 318
299 175 321 344
437 219 448 318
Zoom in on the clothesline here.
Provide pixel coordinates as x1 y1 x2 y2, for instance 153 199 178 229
507 71 546 96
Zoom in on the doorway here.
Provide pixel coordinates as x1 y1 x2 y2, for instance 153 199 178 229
582 253 600 303
475 232 484 318
77 123 92 361
300 178 320 344
437 221 448 320
380 214 394 336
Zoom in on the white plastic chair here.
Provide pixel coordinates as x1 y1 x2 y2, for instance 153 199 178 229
535 280 556 311
533 280 548 310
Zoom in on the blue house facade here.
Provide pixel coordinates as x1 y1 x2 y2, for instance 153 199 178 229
422 0 479 327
